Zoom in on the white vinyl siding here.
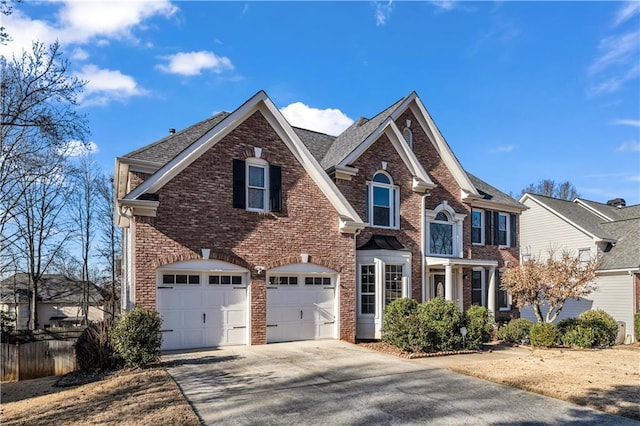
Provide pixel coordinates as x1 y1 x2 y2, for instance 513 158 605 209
520 199 596 260
520 273 634 342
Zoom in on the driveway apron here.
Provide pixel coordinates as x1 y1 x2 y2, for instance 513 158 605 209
163 340 638 425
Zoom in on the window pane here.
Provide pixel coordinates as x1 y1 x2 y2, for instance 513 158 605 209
163 275 174 284
361 295 375 314
471 228 481 244
373 186 390 207
175 275 187 284
472 210 482 228
221 275 231 285
384 264 403 305
188 275 200 284
305 277 314 285
232 276 242 284
248 165 265 187
290 277 298 285
210 275 220 285
472 271 482 306
435 212 448 221
248 188 265 209
373 206 390 226
322 277 331 285
373 173 391 184
430 222 453 255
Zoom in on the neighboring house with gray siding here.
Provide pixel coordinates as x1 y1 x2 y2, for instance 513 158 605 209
519 194 639 343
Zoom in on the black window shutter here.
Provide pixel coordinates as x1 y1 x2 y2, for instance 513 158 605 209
510 214 517 247
232 159 246 209
493 211 500 245
485 210 493 246
365 184 369 223
269 165 282 212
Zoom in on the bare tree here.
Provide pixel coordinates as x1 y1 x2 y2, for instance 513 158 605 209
9 149 74 329
1 41 88 266
70 153 101 323
520 179 579 201
96 175 121 320
501 250 598 323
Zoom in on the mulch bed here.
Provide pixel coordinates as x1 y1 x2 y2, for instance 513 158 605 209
357 341 479 359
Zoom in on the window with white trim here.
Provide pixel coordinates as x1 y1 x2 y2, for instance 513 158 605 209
402 128 413 149
497 271 510 310
232 158 282 213
471 209 484 245
497 213 509 246
578 248 591 266
384 264 403 306
269 276 298 285
430 212 454 255
360 264 375 315
247 160 268 212
471 270 484 306
367 172 399 229
163 274 200 285
209 275 242 285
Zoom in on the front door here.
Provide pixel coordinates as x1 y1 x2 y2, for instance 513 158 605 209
433 274 445 299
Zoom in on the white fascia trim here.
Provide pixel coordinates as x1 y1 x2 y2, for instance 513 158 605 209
339 117 436 192
573 198 615 222
333 165 359 181
425 256 499 268
467 198 527 214
118 198 159 219
339 217 367 233
124 90 365 232
403 97 479 196
118 157 163 175
520 194 606 242
596 267 640 276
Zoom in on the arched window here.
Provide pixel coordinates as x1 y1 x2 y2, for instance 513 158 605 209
402 128 413 149
430 210 454 255
367 171 399 228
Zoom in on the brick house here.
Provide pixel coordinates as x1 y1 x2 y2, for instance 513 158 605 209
115 91 525 350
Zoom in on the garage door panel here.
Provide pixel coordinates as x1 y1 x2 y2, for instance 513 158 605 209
225 290 246 305
226 308 246 325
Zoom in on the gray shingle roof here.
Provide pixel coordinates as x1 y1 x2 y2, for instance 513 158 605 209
598 218 640 270
320 97 407 169
123 112 230 165
527 194 614 239
576 198 640 221
0 274 104 304
467 173 526 209
293 127 336 163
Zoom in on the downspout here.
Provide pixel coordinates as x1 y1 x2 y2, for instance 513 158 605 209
421 193 430 301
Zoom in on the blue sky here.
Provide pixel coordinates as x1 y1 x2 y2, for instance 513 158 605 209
2 1 639 205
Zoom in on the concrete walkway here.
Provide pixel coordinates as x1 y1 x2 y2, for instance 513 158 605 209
163 340 638 425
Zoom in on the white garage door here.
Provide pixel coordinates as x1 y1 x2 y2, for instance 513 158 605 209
157 270 247 351
267 274 336 343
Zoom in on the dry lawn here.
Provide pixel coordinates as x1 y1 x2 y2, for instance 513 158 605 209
449 345 640 420
0 368 200 426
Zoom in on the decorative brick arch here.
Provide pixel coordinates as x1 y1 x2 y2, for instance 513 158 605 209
265 255 343 273
153 249 252 271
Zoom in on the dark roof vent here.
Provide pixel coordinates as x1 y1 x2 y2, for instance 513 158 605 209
169 128 176 134
606 198 626 208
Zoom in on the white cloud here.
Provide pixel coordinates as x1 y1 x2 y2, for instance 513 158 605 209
280 102 354 136
428 1 456 13
0 1 177 58
375 1 393 26
156 51 234 76
75 65 147 106
59 140 99 157
613 2 640 27
611 119 640 127
626 175 640 182
489 145 515 154
616 141 640 152
587 30 640 96
70 47 89 61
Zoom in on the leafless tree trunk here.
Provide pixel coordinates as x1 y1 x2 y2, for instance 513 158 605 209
96 175 121 320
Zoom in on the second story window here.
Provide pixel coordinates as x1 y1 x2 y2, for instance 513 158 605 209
233 158 281 213
497 213 509 246
402 128 413 149
430 211 453 255
471 209 484 245
367 171 399 229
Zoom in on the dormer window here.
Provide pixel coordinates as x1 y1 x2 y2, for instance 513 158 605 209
366 171 399 229
233 158 281 213
402 128 413 149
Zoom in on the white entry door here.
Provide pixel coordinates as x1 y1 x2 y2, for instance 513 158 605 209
266 275 336 343
157 270 247 351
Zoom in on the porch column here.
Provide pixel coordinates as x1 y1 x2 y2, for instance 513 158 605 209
445 265 453 301
488 266 496 317
456 268 464 311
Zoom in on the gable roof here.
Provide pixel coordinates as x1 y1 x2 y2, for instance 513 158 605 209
293 127 336 163
123 112 231 166
466 173 527 211
118 90 366 233
598 218 640 270
0 274 104 304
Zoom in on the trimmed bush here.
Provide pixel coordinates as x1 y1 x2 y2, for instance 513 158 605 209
76 320 122 372
497 318 533 344
381 298 420 352
529 322 560 348
635 313 640 342
464 305 494 350
417 298 464 351
557 318 579 337
112 306 162 368
566 310 617 348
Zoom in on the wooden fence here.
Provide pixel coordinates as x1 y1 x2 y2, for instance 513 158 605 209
1 340 76 381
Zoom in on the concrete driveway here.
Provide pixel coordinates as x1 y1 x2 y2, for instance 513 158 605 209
163 340 638 425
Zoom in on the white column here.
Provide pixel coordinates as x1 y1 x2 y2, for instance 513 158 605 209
488 267 496 317
445 265 453 301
